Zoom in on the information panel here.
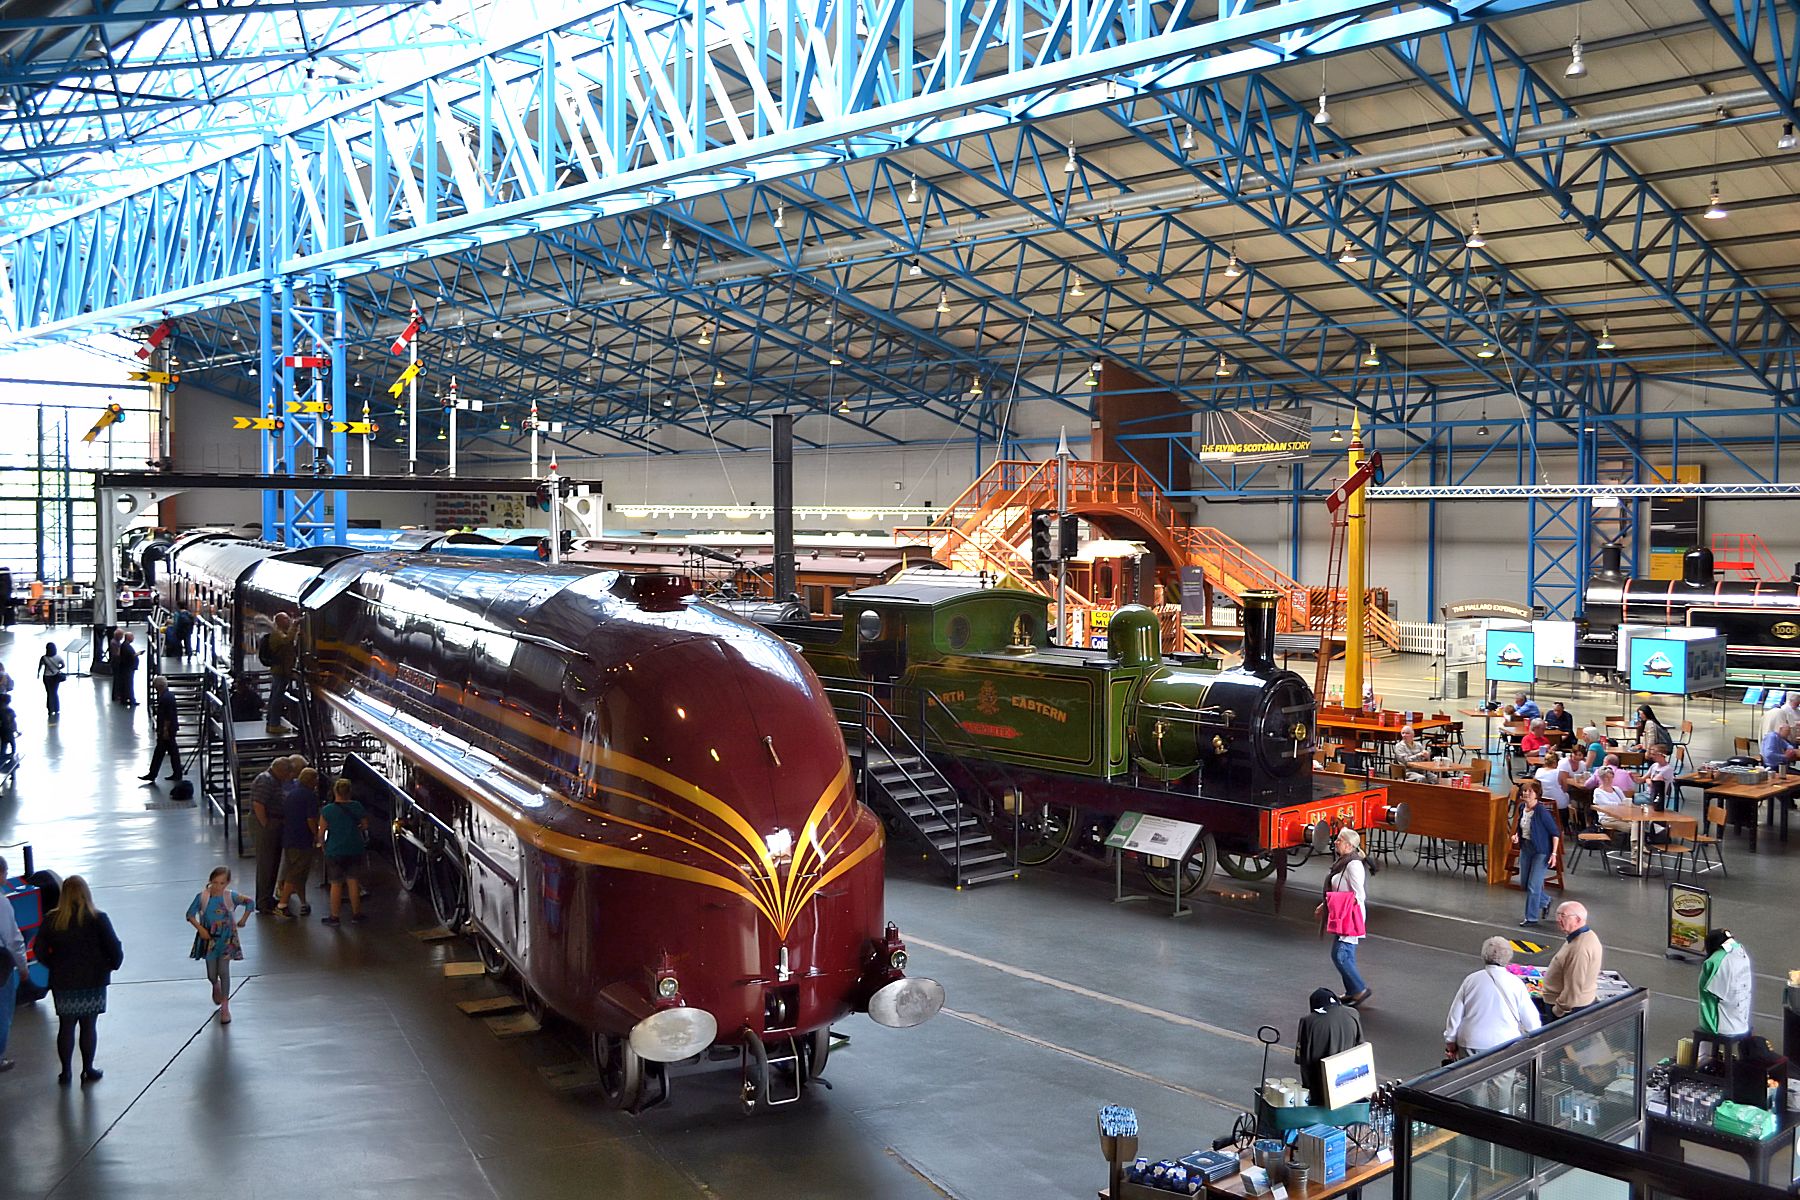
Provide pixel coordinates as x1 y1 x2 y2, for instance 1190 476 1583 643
1629 633 1729 695
1104 812 1203 859
1485 628 1537 684
1531 620 1577 669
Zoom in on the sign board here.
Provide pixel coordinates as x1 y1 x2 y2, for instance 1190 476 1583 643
1443 599 1535 622
1319 1041 1379 1109
1104 812 1203 860
1666 883 1711 960
1629 632 1729 695
1193 406 1312 464
1446 619 1487 668
1179 567 1209 617
1531 620 1577 668
1485 627 1536 684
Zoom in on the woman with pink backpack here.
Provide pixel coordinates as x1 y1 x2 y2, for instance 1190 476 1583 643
1317 827 1371 1007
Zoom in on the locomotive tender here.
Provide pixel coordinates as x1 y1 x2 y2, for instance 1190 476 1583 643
158 532 942 1112
1580 544 1800 684
772 573 1395 890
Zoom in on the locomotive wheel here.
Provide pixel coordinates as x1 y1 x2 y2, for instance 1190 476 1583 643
592 1032 646 1111
1011 801 1079 867
474 930 508 978
1219 852 1278 881
802 1027 831 1082
392 833 426 893
740 1031 770 1115
426 849 467 931
1139 831 1217 896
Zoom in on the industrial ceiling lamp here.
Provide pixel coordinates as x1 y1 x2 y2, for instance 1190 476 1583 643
1564 36 1587 79
1329 425 1344 443
1780 122 1798 151
1465 214 1486 250
698 323 712 347
617 262 633 285
935 288 951 314
501 260 511 279
1476 340 1498 359
1063 140 1079 174
1313 88 1332 127
907 176 920 205
1181 124 1195 154
662 226 673 251
773 202 785 230
838 395 851 414
1361 344 1380 367
908 257 923 276
498 414 511 431
1214 353 1234 377
1337 242 1358 265
1071 276 1086 297
828 346 844 366
1477 401 1490 437
1703 181 1729 219
1223 249 1243 279
712 367 726 388
969 375 984 396
1596 323 1616 351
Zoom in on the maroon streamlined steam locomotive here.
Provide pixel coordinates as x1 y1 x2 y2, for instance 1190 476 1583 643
158 532 943 1111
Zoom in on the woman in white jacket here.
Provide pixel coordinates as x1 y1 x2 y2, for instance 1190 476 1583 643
1444 937 1541 1059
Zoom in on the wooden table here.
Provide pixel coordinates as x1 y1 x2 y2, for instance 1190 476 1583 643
1203 1147 1395 1198
1692 773 1800 851
1318 713 1456 744
1593 802 1698 877
1404 759 1474 778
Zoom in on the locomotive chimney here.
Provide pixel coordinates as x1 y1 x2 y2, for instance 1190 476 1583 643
1682 546 1715 587
1241 589 1279 671
1597 542 1624 579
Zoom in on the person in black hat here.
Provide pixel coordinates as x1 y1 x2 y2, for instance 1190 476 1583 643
1295 987 1365 1106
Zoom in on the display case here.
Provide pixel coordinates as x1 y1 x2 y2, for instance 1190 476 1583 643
1391 990 1792 1200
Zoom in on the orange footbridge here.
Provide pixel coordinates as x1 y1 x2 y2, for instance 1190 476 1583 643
899 459 1399 651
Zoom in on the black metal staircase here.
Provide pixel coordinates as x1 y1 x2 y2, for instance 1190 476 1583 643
825 681 1017 888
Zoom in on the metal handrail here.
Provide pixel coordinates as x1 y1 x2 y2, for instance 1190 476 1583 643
910 686 1022 870
823 681 969 880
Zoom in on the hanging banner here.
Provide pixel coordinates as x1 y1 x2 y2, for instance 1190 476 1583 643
1193 407 1312 464
1666 883 1711 959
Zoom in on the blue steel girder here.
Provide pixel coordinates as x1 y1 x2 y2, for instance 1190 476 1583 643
1121 81 1628 422
3 0 1588 344
261 278 348 548
1390 25 1800 397
1693 0 1800 110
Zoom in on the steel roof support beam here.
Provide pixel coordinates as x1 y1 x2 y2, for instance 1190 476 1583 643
4 0 1586 343
1389 25 1800 398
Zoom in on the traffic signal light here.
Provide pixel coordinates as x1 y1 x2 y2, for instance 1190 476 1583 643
1030 510 1053 580
1059 514 1080 561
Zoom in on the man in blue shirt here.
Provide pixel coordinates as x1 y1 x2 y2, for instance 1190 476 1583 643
1512 692 1542 721
1761 725 1798 771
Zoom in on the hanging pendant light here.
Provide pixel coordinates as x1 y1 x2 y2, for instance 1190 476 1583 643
1565 36 1587 79
1596 324 1616 351
1223 250 1243 279
1063 141 1078 174
1780 122 1798 152
1465 214 1486 250
712 368 726 388
1313 89 1332 126
838 396 851 414
1071 276 1086 297
1214 353 1233 377
1703 181 1729 220
697 324 712 347
1337 243 1358 266
969 376 983 397
1329 426 1344 443
1361 344 1380 367
1476 341 1498 359
906 176 920 205
935 288 951 314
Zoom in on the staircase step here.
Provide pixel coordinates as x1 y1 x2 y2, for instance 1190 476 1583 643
915 815 982 836
958 864 1021 886
928 830 993 852
905 803 974 822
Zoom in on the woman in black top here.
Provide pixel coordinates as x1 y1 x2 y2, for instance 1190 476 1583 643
1635 703 1673 753
33 875 124 1084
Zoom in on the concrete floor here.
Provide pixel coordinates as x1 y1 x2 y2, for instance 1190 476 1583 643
1 632 1794 1199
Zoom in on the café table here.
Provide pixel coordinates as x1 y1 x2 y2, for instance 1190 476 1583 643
1686 771 1800 851
1593 802 1697 877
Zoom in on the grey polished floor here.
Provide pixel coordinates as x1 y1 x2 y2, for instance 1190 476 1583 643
0 633 1792 1198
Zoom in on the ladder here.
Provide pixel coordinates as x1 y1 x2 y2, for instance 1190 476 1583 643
1314 498 1349 701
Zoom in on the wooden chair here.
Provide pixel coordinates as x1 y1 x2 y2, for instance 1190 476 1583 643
1323 761 1346 774
1690 803 1729 876
1655 835 1695 881
1564 793 1619 872
1734 736 1756 757
1467 758 1492 787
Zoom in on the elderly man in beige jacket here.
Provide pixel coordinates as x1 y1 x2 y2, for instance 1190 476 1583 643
1538 901 1603 1019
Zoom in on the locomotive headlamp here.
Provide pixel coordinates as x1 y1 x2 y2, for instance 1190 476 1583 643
1211 735 1227 754
656 975 681 999
888 949 908 972
1290 723 1308 741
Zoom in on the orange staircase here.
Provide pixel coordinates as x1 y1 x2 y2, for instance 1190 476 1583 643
1710 532 1783 581
905 459 1401 650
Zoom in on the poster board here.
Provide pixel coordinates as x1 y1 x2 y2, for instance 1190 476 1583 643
1446 620 1487 668
1628 631 1729 695
1104 812 1203 860
1319 1041 1379 1109
1666 883 1711 960
1485 627 1536 685
1531 620 1577 669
